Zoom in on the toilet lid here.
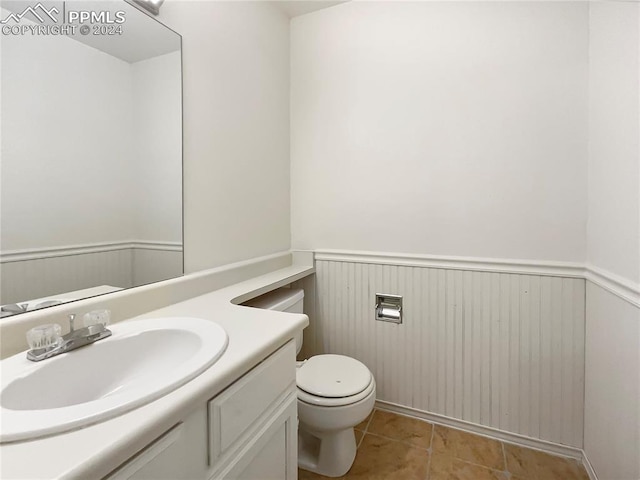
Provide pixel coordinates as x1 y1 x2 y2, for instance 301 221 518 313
297 355 372 398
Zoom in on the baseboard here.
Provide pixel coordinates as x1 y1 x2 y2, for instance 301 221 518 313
375 400 584 461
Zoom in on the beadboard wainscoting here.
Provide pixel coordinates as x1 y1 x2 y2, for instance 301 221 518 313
0 242 182 304
584 282 640 480
311 253 586 450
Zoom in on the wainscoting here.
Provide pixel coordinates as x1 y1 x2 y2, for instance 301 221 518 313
310 252 586 449
0 241 182 304
584 283 640 479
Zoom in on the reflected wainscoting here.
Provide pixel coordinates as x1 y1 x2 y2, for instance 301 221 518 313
309 252 586 450
0 241 182 305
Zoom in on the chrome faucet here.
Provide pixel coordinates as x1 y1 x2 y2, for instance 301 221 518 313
1 300 63 318
1 303 28 314
26 312 112 362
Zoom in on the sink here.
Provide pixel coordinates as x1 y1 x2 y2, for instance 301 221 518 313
0 317 228 443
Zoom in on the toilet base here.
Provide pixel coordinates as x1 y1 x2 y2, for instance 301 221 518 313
298 426 357 478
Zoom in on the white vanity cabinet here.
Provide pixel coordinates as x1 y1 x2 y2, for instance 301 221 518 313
106 341 298 480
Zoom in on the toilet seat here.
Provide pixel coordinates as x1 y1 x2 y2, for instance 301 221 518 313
297 378 375 407
297 355 374 407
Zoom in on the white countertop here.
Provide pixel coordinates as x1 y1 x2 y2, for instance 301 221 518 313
0 264 313 479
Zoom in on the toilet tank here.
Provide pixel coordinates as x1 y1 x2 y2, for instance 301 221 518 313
244 288 304 353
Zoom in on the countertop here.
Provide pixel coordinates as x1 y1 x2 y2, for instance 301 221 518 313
0 264 313 479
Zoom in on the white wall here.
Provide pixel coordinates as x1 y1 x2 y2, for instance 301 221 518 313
132 50 183 244
0 20 183 303
1 15 135 251
585 3 640 479
291 1 588 263
587 2 640 286
158 1 291 273
584 284 639 480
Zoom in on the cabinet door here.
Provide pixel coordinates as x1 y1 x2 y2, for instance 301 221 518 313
105 407 208 480
214 392 297 480
209 341 296 465
237 423 287 479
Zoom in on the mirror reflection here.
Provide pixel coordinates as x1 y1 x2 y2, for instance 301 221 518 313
0 0 183 318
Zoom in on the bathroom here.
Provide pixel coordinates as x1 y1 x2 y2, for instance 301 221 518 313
0 1 638 479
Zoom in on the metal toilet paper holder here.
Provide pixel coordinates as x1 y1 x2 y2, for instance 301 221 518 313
375 293 403 324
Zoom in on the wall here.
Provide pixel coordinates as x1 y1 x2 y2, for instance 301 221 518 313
291 0 590 451
0 249 134 305
0 21 182 304
587 3 640 286
0 15 135 251
291 1 588 263
158 1 291 273
584 284 639 480
585 3 640 479
131 50 183 245
129 49 184 292
0 242 183 305
0 18 134 303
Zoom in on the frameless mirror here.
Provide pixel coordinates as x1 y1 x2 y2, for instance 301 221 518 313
0 0 183 318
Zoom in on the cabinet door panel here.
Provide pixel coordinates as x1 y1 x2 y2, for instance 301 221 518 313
106 407 207 480
209 342 295 462
236 423 287 480
214 393 298 480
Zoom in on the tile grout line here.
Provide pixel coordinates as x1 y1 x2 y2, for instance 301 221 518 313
363 409 375 432
368 411 512 473
425 423 436 480
501 441 510 479
355 408 376 449
362 431 432 451
433 427 515 475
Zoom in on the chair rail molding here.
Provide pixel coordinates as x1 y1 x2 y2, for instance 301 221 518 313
311 249 640 309
1 240 183 263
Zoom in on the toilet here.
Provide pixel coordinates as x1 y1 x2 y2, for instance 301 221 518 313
244 288 376 477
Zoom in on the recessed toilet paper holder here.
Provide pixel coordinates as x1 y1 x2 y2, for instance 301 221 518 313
375 294 403 324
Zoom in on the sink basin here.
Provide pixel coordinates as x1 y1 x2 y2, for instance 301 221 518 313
0 317 228 443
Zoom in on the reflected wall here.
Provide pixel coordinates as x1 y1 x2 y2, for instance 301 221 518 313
0 1 183 313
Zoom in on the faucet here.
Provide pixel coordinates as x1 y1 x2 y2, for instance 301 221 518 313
26 313 112 362
1 303 29 314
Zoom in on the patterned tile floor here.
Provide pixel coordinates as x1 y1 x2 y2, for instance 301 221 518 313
299 409 589 480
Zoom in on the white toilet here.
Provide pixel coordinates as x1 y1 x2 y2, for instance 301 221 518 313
245 288 376 478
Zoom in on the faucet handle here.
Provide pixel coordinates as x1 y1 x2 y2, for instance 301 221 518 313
83 309 111 328
68 314 76 333
26 323 62 351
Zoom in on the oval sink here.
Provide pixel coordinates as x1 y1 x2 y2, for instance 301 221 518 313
0 317 228 443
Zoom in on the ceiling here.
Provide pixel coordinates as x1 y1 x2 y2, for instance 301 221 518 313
273 1 348 18
1 0 180 63
1 0 349 62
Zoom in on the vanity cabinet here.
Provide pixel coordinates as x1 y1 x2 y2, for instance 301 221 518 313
106 341 298 480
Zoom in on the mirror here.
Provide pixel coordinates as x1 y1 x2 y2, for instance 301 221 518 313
0 0 183 318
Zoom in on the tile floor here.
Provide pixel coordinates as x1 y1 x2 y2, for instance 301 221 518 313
298 409 589 480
